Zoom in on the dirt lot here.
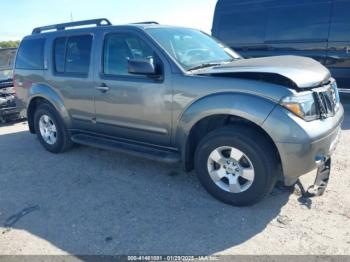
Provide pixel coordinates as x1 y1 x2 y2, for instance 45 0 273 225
0 96 349 256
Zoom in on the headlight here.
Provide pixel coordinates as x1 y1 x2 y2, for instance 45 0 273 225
281 92 319 121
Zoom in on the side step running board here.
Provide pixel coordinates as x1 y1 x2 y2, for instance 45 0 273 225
71 134 180 164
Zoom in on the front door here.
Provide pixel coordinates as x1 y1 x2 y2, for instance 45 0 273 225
93 30 173 146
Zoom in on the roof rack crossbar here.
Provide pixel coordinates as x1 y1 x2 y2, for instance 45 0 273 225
32 18 112 34
132 21 159 25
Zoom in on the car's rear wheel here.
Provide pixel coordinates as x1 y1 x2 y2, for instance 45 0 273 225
195 126 278 206
34 103 72 153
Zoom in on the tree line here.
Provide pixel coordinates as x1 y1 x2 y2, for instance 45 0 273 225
0 41 20 49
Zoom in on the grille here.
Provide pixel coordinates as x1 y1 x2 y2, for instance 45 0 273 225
314 82 340 118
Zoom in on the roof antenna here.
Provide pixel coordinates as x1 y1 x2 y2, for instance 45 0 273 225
70 12 74 22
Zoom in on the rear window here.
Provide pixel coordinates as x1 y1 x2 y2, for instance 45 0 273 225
15 38 45 70
265 3 331 42
53 35 92 76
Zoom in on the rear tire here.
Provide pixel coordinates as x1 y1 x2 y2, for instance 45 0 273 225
195 126 279 206
34 103 72 153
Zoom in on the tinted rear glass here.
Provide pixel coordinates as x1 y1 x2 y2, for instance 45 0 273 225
16 38 45 70
265 3 330 42
53 35 92 76
54 37 66 73
66 35 92 74
329 0 350 41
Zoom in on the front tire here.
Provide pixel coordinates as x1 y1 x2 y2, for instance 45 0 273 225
195 126 279 206
34 103 72 153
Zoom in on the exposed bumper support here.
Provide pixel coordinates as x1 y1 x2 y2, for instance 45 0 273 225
306 158 331 197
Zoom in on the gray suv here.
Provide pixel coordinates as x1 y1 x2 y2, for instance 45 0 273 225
15 19 344 206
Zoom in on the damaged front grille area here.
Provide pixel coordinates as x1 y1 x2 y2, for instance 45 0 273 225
313 81 340 119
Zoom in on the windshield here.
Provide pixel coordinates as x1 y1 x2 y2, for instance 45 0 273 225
146 28 241 71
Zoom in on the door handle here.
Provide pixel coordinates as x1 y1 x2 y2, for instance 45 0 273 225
95 83 110 93
347 46 350 54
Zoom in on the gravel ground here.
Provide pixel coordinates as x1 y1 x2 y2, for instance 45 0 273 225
0 96 349 256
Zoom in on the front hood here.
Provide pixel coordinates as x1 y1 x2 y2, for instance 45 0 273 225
193 56 331 89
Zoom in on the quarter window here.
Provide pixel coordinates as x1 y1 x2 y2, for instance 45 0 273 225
53 35 92 76
15 38 45 70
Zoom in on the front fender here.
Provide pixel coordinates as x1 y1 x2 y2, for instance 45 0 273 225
28 84 72 128
175 92 277 163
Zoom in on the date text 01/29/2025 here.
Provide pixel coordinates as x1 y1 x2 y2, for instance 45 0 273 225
127 255 219 261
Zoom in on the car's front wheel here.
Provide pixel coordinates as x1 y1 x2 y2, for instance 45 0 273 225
195 126 279 206
34 103 72 153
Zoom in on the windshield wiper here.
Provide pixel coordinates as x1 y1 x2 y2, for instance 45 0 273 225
187 63 222 71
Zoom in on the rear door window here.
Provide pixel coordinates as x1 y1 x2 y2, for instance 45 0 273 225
329 0 350 42
15 38 45 70
53 35 93 76
265 3 331 42
54 38 66 73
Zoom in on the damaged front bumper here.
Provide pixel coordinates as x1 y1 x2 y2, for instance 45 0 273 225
307 158 332 197
306 127 341 197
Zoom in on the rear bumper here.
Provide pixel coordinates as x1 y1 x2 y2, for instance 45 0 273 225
263 104 344 186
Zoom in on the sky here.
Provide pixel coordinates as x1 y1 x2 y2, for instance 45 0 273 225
0 0 217 41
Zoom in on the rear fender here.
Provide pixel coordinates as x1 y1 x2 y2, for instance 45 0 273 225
27 84 71 130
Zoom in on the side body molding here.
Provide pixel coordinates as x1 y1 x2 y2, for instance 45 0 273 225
174 92 277 165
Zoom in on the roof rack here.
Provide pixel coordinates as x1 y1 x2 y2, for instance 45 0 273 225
32 18 112 34
132 21 159 25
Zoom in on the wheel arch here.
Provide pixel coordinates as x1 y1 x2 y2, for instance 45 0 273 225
174 92 281 174
27 84 71 133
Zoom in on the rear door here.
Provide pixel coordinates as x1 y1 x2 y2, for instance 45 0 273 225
46 34 96 130
326 0 350 91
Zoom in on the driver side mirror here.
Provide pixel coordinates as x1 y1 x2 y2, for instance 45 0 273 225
128 58 157 75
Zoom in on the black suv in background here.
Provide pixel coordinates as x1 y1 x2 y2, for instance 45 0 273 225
0 48 18 122
212 0 350 92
